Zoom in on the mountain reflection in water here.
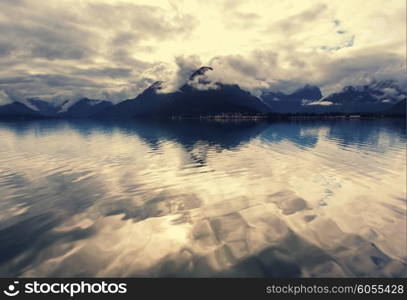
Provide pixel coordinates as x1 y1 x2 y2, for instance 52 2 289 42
0 119 405 277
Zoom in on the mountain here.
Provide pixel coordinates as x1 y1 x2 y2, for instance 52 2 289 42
0 101 42 118
189 66 213 82
0 75 404 118
98 66 271 118
0 98 113 119
261 80 406 114
384 99 406 116
261 85 322 113
159 66 271 116
96 81 174 118
288 84 322 101
162 83 270 117
26 98 59 116
59 98 113 118
305 80 406 113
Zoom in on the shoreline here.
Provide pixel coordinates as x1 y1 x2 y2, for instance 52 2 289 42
0 114 405 122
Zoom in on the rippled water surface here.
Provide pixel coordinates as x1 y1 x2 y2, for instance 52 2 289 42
0 119 405 277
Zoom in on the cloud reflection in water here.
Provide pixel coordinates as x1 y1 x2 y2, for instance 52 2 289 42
0 119 405 277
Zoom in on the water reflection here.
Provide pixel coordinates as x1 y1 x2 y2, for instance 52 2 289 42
0 119 405 277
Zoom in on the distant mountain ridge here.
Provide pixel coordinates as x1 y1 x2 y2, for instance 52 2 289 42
307 80 406 113
0 69 405 118
27 98 59 116
59 98 113 118
384 99 406 116
261 84 323 113
0 101 42 118
97 66 271 118
262 80 406 114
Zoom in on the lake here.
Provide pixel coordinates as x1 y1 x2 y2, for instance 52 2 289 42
0 118 405 277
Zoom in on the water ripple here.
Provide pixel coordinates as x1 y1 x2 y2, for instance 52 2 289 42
0 119 405 277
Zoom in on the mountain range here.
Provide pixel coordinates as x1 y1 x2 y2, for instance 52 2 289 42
261 84 323 113
0 67 405 118
261 80 406 115
96 66 270 118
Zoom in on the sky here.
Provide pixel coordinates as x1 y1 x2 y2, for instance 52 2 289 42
0 0 405 104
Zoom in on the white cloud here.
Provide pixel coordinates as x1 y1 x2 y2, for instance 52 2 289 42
0 90 13 105
307 101 335 106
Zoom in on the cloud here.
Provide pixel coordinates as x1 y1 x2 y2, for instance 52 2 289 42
321 35 355 51
270 3 328 36
307 101 335 106
0 42 16 58
172 56 203 87
0 0 404 103
0 19 96 61
73 67 134 79
145 55 204 93
0 90 13 105
316 49 406 94
220 0 261 30
86 2 197 40
0 0 199 103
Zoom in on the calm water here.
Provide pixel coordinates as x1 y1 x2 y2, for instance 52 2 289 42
0 119 405 277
